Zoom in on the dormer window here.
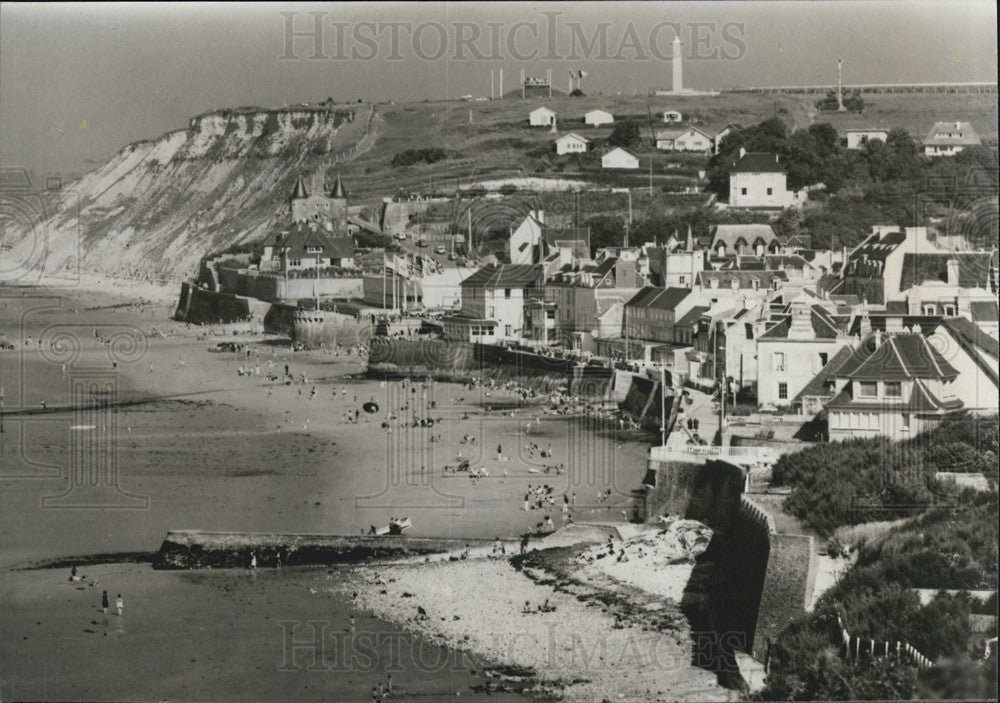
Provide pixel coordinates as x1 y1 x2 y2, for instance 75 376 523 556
751 277 760 290
306 246 323 254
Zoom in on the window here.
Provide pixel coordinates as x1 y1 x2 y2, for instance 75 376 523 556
858 381 877 398
487 327 494 336
745 323 754 340
306 246 323 254
923 304 937 315
901 413 911 429
819 352 828 366
504 288 512 299
751 277 760 290
487 307 494 317
504 325 511 336
943 305 955 316
773 352 785 371
766 187 773 196
885 381 902 397
546 309 555 319
289 259 301 267
741 188 748 195
778 382 788 400
679 276 686 285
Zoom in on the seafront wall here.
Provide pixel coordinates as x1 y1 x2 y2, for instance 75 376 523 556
154 530 491 569
647 459 816 664
175 282 271 324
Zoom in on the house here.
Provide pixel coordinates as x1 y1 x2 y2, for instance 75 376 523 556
584 109 614 126
708 224 779 258
698 269 788 295
529 106 557 127
646 246 704 287
663 110 683 123
543 257 645 351
509 211 590 265
555 133 590 155
826 332 964 441
655 126 715 153
928 317 999 412
923 121 981 156
622 286 694 364
836 226 997 317
420 267 477 309
258 221 355 271
441 264 543 342
602 147 639 170
756 294 854 407
845 129 889 150
728 150 797 208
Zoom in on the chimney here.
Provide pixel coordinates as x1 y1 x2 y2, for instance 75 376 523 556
873 329 883 348
946 258 960 285
738 147 746 159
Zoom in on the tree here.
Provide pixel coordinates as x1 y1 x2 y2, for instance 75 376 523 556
608 121 640 148
586 215 625 254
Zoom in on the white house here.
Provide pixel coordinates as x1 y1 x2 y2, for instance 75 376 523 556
529 106 556 127
601 147 639 170
714 123 742 153
584 109 614 126
728 150 797 208
663 110 683 123
845 129 889 150
554 133 590 155
441 264 542 342
923 121 981 156
655 126 715 153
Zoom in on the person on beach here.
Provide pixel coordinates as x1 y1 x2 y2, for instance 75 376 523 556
101 591 109 614
249 551 257 569
116 594 124 616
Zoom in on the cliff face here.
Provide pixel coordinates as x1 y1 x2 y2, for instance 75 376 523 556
2 106 376 282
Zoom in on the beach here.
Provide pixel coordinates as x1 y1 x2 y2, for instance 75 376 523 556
1 280 699 701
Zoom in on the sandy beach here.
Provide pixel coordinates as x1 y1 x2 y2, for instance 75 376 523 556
1 280 685 701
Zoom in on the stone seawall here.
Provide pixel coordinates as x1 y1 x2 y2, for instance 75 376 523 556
154 530 491 569
647 459 817 665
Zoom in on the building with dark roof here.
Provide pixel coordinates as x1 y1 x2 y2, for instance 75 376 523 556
258 221 355 271
442 264 543 343
728 150 799 209
826 332 965 440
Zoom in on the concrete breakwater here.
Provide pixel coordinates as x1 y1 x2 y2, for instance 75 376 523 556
154 530 492 569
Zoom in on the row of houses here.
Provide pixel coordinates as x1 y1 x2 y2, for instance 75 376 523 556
528 106 688 128
842 121 982 156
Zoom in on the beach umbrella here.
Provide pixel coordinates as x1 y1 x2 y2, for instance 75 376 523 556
363 401 379 414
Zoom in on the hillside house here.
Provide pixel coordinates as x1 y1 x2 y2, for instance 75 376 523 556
655 127 715 153
927 317 999 412
728 151 797 208
584 109 614 126
289 173 349 228
662 110 683 123
554 133 590 155
923 121 981 156
441 264 543 342
826 332 964 441
529 106 556 127
602 147 639 169
845 129 889 150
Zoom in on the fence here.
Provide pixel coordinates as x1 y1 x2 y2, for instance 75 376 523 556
649 444 780 467
836 614 933 670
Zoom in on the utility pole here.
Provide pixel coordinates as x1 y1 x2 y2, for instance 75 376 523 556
716 319 726 446
660 366 667 446
0 385 4 434
649 161 653 196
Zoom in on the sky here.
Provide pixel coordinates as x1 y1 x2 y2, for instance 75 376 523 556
1 1 997 178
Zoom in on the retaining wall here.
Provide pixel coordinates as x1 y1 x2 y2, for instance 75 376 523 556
174 283 271 325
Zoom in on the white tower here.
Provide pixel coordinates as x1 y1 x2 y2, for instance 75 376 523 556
672 35 683 93
837 58 846 111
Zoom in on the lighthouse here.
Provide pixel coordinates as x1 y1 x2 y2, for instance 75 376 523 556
672 35 683 93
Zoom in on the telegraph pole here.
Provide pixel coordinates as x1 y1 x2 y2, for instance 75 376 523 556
660 366 667 445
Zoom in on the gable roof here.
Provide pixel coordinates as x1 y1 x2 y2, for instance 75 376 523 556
585 109 612 117
530 106 556 116
603 147 638 160
676 305 710 328
731 152 784 174
625 286 691 312
698 269 787 289
792 345 857 404
261 222 355 260
555 132 590 145
462 264 541 288
711 224 777 249
939 316 999 387
656 126 714 141
836 333 959 382
924 121 981 146
759 304 846 340
899 252 995 291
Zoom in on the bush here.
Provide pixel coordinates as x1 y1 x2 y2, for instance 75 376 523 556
391 148 448 167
